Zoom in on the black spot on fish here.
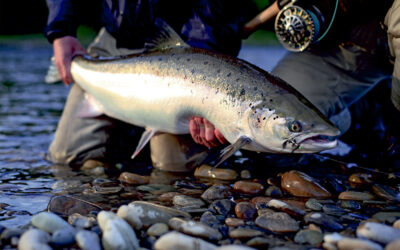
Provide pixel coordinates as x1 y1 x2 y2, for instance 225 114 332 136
187 58 191 62
270 99 273 102
236 78 240 82
203 76 206 80
249 103 252 107
261 93 264 97
240 89 245 95
204 61 209 65
311 124 315 128
254 87 258 91
227 73 232 77
158 57 163 61
263 117 266 120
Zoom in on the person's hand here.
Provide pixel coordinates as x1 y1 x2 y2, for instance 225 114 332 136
189 116 227 148
53 36 87 85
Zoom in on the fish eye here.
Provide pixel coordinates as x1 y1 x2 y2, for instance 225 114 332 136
288 120 302 132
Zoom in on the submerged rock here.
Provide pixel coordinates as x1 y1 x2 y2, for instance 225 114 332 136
47 195 102 217
280 170 331 198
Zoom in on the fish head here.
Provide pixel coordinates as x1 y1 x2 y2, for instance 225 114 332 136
246 97 340 153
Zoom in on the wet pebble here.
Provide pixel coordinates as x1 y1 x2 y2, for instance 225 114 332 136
229 228 263 239
294 229 323 246
209 199 235 216
31 212 73 234
348 173 373 189
154 231 217 250
51 227 76 247
356 222 400 244
267 199 306 218
322 204 347 216
171 218 223 241
240 170 251 179
118 172 150 185
338 191 375 200
116 205 143 230
386 239 400 250
147 223 169 237
1 228 24 241
194 164 238 181
201 184 232 202
200 211 221 228
136 184 176 195
305 199 323 211
18 229 51 250
337 237 383 250
235 201 257 220
280 170 331 198
93 185 122 194
173 194 205 208
255 212 299 233
372 212 400 224
75 230 101 250
97 211 139 250
127 201 191 227
339 200 361 210
233 181 264 195
264 186 283 197
393 219 400 229
372 184 399 201
225 217 245 227
304 212 343 231
68 213 96 228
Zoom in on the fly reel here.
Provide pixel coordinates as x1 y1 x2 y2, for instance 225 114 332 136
274 0 338 52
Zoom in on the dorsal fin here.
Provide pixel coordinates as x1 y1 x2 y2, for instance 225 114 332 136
145 18 190 51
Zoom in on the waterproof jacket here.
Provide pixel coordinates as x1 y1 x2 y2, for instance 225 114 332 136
45 0 257 56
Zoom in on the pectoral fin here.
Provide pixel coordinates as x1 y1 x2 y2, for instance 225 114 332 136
212 136 252 168
131 128 158 159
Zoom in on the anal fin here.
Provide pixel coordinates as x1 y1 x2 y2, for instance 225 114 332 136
131 128 158 159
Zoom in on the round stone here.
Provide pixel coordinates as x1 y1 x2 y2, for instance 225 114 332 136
147 223 169 237
233 181 264 195
235 201 257 220
280 170 331 198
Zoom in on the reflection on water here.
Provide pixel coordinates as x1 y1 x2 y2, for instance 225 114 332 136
0 40 286 228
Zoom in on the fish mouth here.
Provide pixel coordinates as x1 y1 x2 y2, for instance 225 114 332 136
296 134 338 152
